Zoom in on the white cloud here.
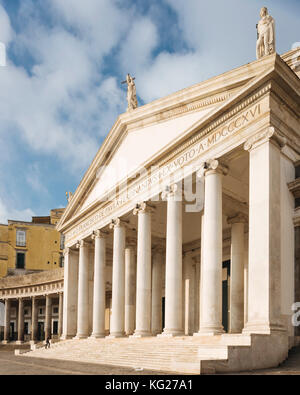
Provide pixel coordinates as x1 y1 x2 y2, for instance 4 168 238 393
137 51 204 102
0 196 35 224
119 17 158 74
0 4 13 45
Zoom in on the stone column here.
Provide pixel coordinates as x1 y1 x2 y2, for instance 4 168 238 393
45 295 52 340
243 128 286 334
3 299 11 344
183 254 196 335
109 218 126 337
16 298 24 344
161 184 183 336
62 248 79 340
125 240 136 336
196 159 228 336
58 293 63 338
76 240 89 339
228 213 247 333
31 296 38 343
133 202 153 337
151 247 164 335
91 230 107 338
295 223 300 336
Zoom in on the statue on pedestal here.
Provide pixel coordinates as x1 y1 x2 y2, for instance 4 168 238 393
256 7 276 59
122 74 138 111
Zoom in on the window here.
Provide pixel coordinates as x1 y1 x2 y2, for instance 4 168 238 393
16 252 25 269
53 307 59 314
59 254 64 268
60 234 65 250
16 230 26 247
24 322 29 335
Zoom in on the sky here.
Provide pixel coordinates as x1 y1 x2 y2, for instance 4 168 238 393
0 0 299 224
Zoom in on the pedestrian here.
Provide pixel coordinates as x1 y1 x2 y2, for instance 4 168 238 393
45 336 51 349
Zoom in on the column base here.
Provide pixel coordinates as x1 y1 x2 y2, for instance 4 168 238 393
16 340 24 345
106 333 126 339
195 323 224 336
158 329 184 337
73 335 88 340
2 340 9 344
242 321 286 335
89 333 106 339
29 340 37 345
130 331 152 338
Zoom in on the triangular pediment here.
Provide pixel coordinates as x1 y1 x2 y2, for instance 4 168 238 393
58 52 300 232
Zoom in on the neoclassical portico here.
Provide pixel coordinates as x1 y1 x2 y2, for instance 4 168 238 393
57 49 299 372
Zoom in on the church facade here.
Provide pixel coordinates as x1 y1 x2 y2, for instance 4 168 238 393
54 47 300 373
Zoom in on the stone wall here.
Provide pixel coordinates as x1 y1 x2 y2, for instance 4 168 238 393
0 268 64 290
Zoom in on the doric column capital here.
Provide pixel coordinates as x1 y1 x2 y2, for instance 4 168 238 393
75 240 89 249
197 159 228 178
133 201 155 215
227 213 248 225
91 230 107 240
109 218 127 229
161 183 182 200
244 127 287 152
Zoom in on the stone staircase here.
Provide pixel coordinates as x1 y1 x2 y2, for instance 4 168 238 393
20 333 289 374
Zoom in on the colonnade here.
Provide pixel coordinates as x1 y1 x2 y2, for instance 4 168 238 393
62 159 250 340
2 293 63 343
63 134 285 340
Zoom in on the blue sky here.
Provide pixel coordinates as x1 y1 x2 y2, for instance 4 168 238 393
0 0 299 223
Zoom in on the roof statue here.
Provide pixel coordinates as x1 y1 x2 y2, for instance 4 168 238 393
122 74 138 111
66 191 73 203
256 7 276 59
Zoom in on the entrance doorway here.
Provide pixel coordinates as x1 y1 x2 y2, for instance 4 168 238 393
222 260 230 333
9 322 15 341
38 322 45 341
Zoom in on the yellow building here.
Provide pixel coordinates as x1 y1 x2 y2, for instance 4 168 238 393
0 209 65 278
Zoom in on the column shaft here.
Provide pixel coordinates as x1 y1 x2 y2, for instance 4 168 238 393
45 295 52 340
58 293 63 338
31 297 38 343
3 299 11 343
198 163 225 335
76 241 89 338
125 246 136 335
92 233 106 338
163 185 183 336
62 248 79 339
17 298 24 343
151 250 163 335
110 221 126 337
229 219 245 333
243 138 283 334
134 206 152 337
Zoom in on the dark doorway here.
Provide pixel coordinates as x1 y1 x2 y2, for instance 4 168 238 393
53 321 58 335
38 322 45 341
222 260 230 333
9 322 15 341
16 252 25 269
